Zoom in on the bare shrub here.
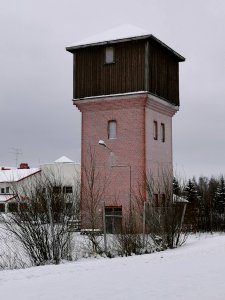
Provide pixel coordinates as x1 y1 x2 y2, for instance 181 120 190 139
145 203 188 249
81 146 109 255
138 171 188 250
0 171 80 266
114 209 143 256
0 233 30 270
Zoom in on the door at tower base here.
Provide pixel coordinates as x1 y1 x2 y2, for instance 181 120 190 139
105 206 122 234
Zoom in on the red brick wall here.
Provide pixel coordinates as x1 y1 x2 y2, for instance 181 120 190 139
75 94 147 224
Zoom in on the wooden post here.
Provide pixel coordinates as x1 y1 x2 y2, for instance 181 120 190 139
176 202 187 247
143 201 146 247
103 202 107 254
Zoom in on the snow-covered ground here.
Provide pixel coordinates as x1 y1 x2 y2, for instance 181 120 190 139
0 234 225 300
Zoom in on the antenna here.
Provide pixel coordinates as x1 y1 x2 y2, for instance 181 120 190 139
10 147 23 167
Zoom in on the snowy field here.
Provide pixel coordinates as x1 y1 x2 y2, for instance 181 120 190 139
0 234 225 300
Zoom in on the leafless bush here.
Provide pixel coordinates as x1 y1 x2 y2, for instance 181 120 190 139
0 171 80 266
145 204 188 249
81 146 109 254
137 171 188 249
108 198 143 256
0 233 30 270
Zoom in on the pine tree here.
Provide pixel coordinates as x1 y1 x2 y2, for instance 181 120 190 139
173 177 181 196
184 178 198 203
214 176 225 213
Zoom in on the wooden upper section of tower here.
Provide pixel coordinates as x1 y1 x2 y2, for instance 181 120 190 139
66 25 185 106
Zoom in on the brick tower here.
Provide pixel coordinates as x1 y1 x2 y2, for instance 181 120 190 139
66 25 185 231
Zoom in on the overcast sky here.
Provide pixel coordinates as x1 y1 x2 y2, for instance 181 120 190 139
0 0 225 178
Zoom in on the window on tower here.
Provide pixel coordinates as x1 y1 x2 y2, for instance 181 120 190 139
161 123 165 142
153 121 158 140
108 120 117 139
105 47 115 64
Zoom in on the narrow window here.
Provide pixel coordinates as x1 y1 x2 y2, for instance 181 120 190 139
5 187 9 194
161 123 165 142
105 47 114 64
108 120 117 139
153 121 158 140
1 188 5 194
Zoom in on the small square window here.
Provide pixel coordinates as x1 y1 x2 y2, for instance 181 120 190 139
105 47 115 64
161 123 165 142
53 186 61 194
63 186 73 194
153 121 158 140
8 202 18 213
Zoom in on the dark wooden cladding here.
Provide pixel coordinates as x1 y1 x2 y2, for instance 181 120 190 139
74 40 145 99
73 38 182 105
148 40 180 106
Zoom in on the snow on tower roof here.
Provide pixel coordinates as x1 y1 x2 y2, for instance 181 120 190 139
67 24 149 49
54 156 74 163
66 24 185 61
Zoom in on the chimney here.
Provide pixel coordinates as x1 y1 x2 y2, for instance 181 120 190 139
19 163 30 169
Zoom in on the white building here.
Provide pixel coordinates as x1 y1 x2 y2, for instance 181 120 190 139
0 165 40 213
0 157 80 213
40 156 80 190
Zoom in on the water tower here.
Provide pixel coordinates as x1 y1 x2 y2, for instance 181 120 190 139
66 25 185 230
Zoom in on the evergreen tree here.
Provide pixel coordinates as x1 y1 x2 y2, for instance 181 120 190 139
214 176 225 213
197 176 209 197
184 178 198 203
208 176 218 200
173 177 181 196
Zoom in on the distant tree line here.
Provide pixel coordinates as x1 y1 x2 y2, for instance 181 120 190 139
173 175 225 232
